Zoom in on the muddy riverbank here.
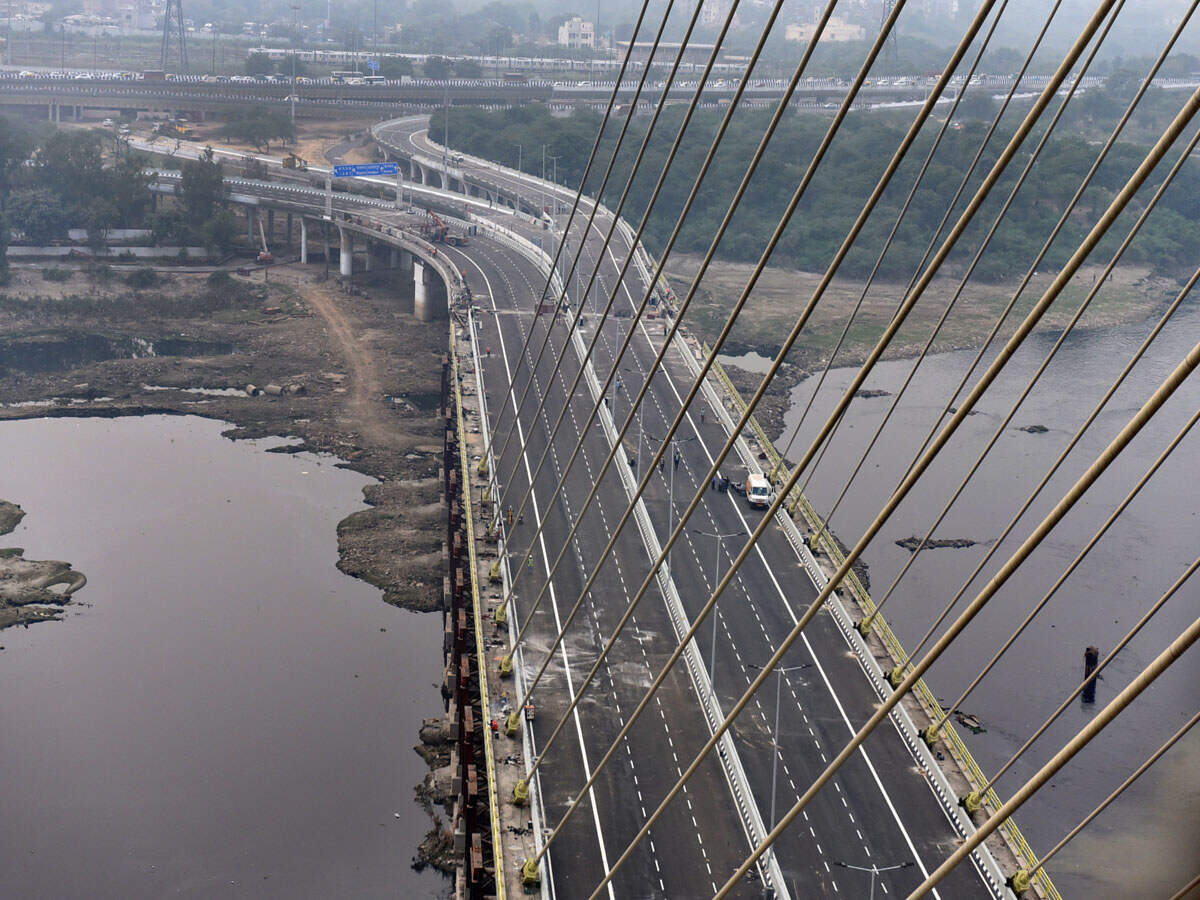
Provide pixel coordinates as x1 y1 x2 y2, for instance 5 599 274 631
0 262 448 616
0 260 455 887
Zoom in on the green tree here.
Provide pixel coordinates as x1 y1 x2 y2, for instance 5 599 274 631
83 198 118 253
179 147 226 229
245 52 275 75
10 188 70 245
150 208 190 245
0 117 33 211
201 209 238 251
424 56 451 79
454 59 483 78
380 56 414 78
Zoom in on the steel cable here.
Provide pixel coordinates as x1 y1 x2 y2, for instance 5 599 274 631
482 0 664 460
978 552 1200 798
905 610 1200 899
845 3 1200 634
796 0 1130 535
490 0 693 476
840 0 1199 562
887 140 1200 682
514 0 940 868
1026 708 1200 881
590 72 1198 899
1169 871 1200 900
716 327 1200 898
772 0 1061 481
928 349 1200 742
518 0 933 797
494 0 847 689
488 0 756 627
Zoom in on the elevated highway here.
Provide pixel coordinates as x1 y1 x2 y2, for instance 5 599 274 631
8 73 1196 123
172 132 1052 899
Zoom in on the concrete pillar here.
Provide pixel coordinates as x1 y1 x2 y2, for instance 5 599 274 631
389 246 398 268
286 212 292 247
323 223 330 263
364 240 372 272
398 249 413 272
247 207 255 240
267 209 275 245
339 226 352 277
414 259 448 321
299 218 308 265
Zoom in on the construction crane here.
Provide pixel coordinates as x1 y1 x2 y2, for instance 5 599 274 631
425 209 469 246
257 218 273 264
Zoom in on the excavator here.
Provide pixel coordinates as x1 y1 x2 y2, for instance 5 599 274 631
425 209 469 247
282 153 308 171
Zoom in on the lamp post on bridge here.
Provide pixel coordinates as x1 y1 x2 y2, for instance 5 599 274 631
650 433 696 573
747 660 813 875
692 528 746 690
833 860 914 900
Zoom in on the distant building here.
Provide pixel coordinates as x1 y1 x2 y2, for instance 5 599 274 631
785 17 865 43
557 16 594 50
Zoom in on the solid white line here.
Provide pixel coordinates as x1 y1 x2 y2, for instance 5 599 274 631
451 246 616 899
574 215 943 895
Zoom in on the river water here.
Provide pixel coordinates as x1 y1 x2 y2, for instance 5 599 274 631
771 303 1200 896
0 416 444 899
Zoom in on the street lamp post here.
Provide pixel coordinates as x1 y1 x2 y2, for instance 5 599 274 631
548 154 561 216
289 3 300 124
650 434 696 572
748 660 813 871
693 528 746 689
833 860 914 900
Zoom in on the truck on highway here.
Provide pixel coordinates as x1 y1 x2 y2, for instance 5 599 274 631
745 473 772 509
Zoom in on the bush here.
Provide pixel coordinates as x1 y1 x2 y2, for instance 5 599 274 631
41 266 72 282
206 270 232 287
90 263 114 280
124 267 158 289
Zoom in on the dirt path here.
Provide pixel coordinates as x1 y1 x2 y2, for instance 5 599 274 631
299 277 390 447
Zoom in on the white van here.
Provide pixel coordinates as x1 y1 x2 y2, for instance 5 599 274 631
746 474 772 509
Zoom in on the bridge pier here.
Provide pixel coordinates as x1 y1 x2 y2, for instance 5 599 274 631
299 218 308 265
413 259 447 321
364 240 372 272
389 246 397 268
338 226 352 277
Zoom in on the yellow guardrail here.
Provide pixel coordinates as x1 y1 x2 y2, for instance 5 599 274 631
703 345 1060 900
451 322 507 900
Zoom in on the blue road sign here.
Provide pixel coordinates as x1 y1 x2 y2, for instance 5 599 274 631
333 162 399 177
367 58 379 71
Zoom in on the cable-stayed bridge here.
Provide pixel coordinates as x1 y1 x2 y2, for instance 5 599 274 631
146 1 1200 890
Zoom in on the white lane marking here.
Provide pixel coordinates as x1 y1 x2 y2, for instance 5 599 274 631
453 247 616 900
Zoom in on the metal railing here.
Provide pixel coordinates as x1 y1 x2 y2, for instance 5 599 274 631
450 321 507 900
